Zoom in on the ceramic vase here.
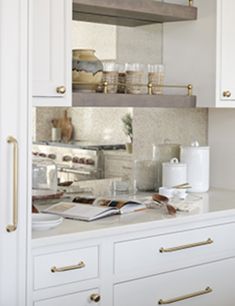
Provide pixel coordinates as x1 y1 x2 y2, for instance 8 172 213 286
72 49 103 92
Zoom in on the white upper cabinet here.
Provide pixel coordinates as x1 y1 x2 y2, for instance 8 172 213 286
219 0 235 104
163 0 235 107
32 0 72 106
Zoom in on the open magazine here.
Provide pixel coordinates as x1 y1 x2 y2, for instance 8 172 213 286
42 198 147 221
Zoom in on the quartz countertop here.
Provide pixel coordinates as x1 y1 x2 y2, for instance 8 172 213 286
32 188 235 247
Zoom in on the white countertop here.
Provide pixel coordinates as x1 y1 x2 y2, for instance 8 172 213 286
32 188 235 247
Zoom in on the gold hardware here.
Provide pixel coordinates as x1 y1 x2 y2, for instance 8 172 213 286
188 0 193 6
73 81 193 96
159 238 213 253
158 287 212 304
103 81 108 94
187 84 193 96
6 136 18 233
90 293 101 303
223 90 231 98
51 261 85 273
56 86 66 94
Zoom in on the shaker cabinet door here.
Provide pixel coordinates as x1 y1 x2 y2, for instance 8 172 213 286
219 0 235 103
32 0 71 106
0 0 29 305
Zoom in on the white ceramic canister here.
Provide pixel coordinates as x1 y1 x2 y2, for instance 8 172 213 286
180 141 210 192
162 158 187 188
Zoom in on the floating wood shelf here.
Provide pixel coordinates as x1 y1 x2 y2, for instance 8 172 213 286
73 0 197 27
72 92 196 108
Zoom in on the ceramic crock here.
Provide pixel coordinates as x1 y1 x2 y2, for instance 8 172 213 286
72 49 103 92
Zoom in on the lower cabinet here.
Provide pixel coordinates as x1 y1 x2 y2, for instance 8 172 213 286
114 257 235 306
32 220 235 306
35 288 100 306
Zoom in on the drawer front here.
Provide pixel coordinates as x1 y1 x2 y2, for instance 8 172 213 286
34 246 98 290
114 257 235 306
35 288 100 306
114 222 235 278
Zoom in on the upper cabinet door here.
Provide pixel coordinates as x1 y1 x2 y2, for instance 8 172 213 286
219 0 235 104
163 0 235 108
32 0 71 106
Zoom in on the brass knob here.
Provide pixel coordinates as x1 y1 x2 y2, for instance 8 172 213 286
223 90 231 98
56 86 66 94
90 293 101 303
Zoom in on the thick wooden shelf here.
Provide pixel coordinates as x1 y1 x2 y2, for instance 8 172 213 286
73 0 197 27
72 92 196 108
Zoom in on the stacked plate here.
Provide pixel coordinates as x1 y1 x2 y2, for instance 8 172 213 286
32 213 63 231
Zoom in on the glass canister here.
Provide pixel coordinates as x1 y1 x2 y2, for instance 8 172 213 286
32 156 58 192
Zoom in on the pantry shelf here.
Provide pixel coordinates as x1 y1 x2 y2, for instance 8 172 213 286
72 0 197 27
72 92 196 108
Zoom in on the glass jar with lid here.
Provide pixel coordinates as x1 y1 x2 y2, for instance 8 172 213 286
32 155 57 192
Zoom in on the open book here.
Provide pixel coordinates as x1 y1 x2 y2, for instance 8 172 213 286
42 198 146 221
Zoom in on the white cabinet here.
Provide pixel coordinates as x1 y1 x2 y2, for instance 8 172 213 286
32 0 72 106
0 0 30 305
114 258 235 306
32 219 235 306
163 0 235 107
219 0 235 103
35 289 101 306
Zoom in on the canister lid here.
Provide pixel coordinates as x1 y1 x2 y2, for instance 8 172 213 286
180 141 209 150
163 158 186 168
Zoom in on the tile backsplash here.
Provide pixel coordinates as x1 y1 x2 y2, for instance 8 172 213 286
133 108 208 159
33 107 208 161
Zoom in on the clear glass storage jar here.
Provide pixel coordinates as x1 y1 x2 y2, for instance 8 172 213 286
32 156 57 192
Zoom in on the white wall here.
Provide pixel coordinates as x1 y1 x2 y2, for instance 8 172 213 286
209 109 235 190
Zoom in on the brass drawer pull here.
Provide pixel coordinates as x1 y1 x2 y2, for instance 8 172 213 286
51 261 85 273
158 286 213 304
159 238 213 253
90 293 101 303
6 136 19 233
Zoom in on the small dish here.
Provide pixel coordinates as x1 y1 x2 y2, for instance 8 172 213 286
32 213 63 231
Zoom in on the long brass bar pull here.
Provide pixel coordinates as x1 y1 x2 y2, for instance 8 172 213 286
51 261 85 273
6 136 18 233
158 287 213 304
159 238 213 253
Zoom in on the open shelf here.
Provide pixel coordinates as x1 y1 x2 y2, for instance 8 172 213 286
72 92 196 108
73 0 197 27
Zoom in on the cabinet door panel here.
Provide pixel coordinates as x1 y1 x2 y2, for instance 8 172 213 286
114 258 235 306
32 0 71 106
35 288 100 306
220 0 235 101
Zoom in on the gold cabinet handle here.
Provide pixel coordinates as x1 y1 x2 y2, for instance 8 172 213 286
51 261 85 273
158 286 213 304
223 90 231 98
56 86 66 94
159 238 213 253
90 293 101 303
6 136 18 233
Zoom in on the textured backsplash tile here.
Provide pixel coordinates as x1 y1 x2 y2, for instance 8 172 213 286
33 107 132 143
133 108 208 160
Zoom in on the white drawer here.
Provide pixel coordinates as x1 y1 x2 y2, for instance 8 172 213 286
114 257 235 306
35 288 101 306
34 246 99 290
114 222 235 278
